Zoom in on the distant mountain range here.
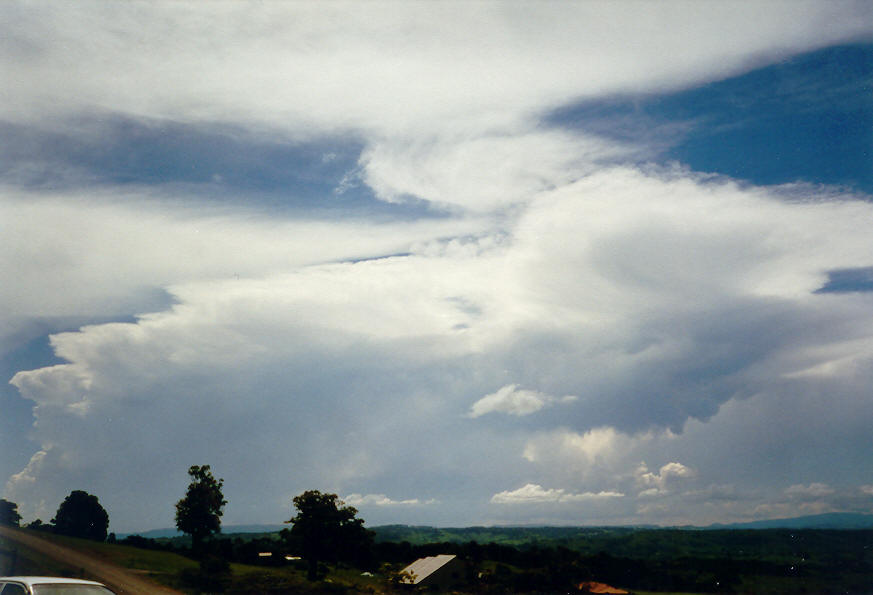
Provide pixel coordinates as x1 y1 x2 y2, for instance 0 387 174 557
120 512 873 539
698 512 873 530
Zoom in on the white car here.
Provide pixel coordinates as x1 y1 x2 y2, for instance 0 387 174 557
0 577 116 595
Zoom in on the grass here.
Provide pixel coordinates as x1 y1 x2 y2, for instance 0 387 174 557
0 531 198 589
37 532 198 587
1 534 88 578
4 531 399 593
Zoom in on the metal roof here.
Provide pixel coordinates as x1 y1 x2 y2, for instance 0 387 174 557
399 554 457 584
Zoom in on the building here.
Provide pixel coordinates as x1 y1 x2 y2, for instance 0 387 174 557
398 554 465 589
577 581 630 594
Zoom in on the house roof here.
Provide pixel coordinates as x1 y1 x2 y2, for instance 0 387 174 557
399 554 457 584
577 581 629 594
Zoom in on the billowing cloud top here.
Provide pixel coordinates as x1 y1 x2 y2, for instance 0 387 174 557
1 1 872 531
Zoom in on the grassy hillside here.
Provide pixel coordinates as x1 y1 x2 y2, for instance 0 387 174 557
0 534 81 578
0 530 198 585
0 530 388 594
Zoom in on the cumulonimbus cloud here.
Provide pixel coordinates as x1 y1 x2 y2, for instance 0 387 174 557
2 2 872 530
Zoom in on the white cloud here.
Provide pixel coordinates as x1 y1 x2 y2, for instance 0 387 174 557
7 165 873 528
0 189 489 322
4 250 509 526
861 485 873 497
785 483 835 499
5 449 55 523
522 427 620 467
469 384 577 418
344 494 431 507
636 462 695 496
361 131 636 213
2 2 873 530
1 2 869 221
491 483 623 505
680 484 741 503
3 2 867 135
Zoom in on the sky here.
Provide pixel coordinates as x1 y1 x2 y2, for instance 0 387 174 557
1 1 872 534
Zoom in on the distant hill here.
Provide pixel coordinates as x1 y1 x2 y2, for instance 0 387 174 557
701 512 873 530
119 523 286 539
369 515 873 545
122 513 873 540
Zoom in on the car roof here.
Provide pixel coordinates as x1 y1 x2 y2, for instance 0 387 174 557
0 577 108 587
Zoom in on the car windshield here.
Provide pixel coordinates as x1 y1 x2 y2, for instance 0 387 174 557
32 587 115 595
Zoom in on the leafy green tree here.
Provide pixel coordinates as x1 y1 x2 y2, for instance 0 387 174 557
175 465 227 553
0 499 22 527
284 490 372 580
52 490 109 541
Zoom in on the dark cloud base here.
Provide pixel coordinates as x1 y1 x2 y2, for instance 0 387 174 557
0 113 439 219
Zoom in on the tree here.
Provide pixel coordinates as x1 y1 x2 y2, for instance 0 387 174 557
284 490 372 581
0 499 22 527
26 519 52 532
52 490 109 541
175 465 227 553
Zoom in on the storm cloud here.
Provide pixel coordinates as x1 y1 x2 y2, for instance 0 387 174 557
2 1 872 531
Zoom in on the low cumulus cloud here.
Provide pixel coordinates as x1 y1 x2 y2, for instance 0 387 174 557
636 462 695 497
491 484 624 505
344 494 431 507
784 483 836 499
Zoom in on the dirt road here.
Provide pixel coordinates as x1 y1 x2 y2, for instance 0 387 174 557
0 526 182 594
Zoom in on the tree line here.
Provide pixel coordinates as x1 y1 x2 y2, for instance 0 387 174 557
173 465 372 584
1 491 110 542
1 464 373 585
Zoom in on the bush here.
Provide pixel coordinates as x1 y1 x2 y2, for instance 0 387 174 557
179 554 232 593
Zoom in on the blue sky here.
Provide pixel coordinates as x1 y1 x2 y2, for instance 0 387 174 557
552 44 872 193
1 1 872 532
